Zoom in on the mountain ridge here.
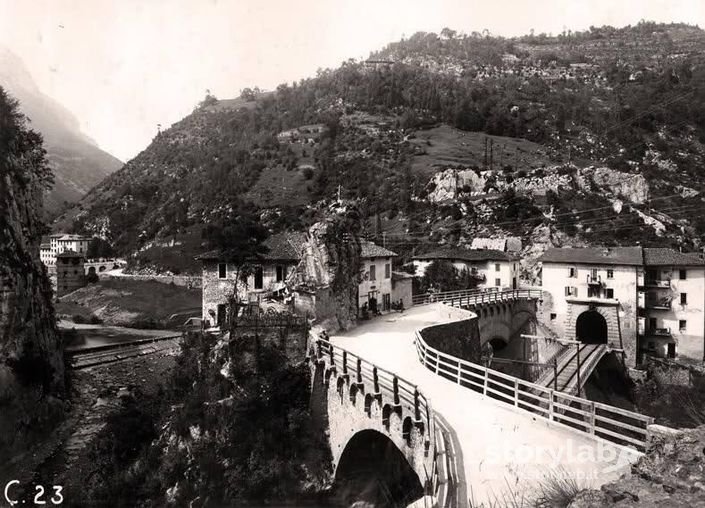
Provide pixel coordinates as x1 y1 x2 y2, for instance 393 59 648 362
0 48 123 215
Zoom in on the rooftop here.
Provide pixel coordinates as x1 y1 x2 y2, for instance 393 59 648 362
539 247 643 266
413 247 515 262
198 231 308 262
360 240 397 258
643 248 705 266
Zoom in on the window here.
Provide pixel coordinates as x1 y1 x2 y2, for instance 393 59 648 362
369 264 376 281
649 317 657 331
605 288 614 299
276 265 284 282
591 268 598 278
495 263 501 272
384 263 391 279
588 286 599 298
218 263 227 279
606 269 614 279
679 320 687 332
495 278 501 287
550 313 557 321
680 293 687 305
564 286 577 297
568 267 576 278
679 269 687 280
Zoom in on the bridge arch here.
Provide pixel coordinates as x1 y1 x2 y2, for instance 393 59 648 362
576 310 608 344
334 429 424 506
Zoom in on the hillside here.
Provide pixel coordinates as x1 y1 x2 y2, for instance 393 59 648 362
57 22 705 274
0 48 123 215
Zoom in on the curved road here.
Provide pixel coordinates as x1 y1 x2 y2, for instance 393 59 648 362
331 304 640 505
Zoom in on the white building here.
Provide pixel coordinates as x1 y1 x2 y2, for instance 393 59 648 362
358 241 398 313
41 234 90 268
539 246 705 366
412 248 519 290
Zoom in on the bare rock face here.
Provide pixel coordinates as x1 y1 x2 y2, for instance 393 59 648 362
0 89 65 458
577 167 650 204
427 168 486 203
288 201 362 332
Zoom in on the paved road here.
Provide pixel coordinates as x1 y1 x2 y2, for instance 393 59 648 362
331 304 640 505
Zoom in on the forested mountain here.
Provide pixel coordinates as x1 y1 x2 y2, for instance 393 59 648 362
0 49 122 215
57 22 705 274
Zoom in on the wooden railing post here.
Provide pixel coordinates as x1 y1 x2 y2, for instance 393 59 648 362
576 344 582 397
316 340 322 359
328 344 334 364
393 376 400 405
514 378 519 407
549 390 554 421
457 362 462 385
483 369 488 396
553 357 558 391
414 388 421 420
589 401 596 435
342 350 348 375
356 357 362 384
373 366 380 393
434 352 440 374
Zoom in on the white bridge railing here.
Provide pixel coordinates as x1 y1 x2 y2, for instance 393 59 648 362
414 329 655 451
413 288 543 307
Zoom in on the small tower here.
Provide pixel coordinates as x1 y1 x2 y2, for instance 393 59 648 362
56 250 86 297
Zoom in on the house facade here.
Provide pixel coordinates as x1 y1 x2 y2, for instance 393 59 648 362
412 248 519 290
539 246 705 366
358 241 398 313
199 232 306 328
42 234 91 269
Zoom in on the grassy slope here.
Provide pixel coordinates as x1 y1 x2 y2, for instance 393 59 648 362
56 279 201 327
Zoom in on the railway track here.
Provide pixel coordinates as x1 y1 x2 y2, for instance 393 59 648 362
65 334 183 369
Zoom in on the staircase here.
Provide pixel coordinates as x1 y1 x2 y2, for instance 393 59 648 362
536 344 608 395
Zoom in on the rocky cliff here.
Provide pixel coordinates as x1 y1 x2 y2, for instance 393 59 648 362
0 87 65 458
288 201 362 331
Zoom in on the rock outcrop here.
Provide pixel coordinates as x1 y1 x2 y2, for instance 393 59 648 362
576 166 650 204
0 87 65 458
427 168 487 202
288 201 362 332
568 425 705 507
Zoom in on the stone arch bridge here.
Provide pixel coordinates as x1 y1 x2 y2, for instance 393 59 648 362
317 289 653 507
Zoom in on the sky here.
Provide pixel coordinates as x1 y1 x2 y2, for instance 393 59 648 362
0 0 703 162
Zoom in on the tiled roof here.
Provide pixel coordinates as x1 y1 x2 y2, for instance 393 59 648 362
539 247 643 266
197 231 307 262
643 248 705 266
360 240 397 258
413 248 515 262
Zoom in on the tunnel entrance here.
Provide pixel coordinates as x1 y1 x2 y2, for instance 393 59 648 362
333 430 423 507
576 310 608 344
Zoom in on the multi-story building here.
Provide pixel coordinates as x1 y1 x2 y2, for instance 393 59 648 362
41 234 91 269
200 234 409 328
412 248 519 290
199 232 307 328
539 246 705 366
641 248 705 362
358 241 398 313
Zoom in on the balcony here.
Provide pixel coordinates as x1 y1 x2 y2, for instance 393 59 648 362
642 279 671 289
587 274 603 286
645 299 672 310
647 327 672 338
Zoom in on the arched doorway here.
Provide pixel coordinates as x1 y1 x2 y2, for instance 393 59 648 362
576 310 608 344
334 430 423 506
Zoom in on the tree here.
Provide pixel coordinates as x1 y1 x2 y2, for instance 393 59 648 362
201 203 269 310
86 237 115 259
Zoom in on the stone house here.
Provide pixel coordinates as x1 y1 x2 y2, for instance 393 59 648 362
538 246 705 367
412 248 519 290
358 241 399 314
198 232 307 328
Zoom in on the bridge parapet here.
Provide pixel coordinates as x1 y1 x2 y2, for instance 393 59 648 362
414 325 655 451
413 288 542 307
311 338 453 507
